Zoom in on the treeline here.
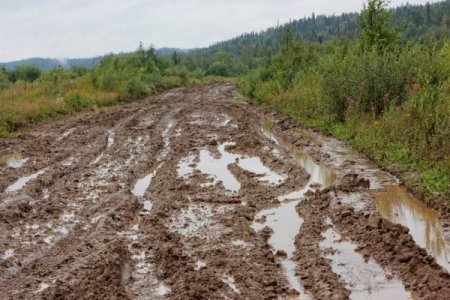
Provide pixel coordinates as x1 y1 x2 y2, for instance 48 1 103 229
238 0 450 205
0 44 224 137
194 0 450 68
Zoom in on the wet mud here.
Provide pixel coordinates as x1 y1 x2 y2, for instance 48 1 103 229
0 84 449 299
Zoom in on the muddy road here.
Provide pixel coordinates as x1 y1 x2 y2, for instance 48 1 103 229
0 84 449 299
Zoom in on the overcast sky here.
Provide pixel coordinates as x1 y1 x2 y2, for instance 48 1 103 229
0 0 439 62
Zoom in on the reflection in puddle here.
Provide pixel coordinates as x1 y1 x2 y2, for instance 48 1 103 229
5 168 47 193
262 119 279 144
178 143 286 194
374 186 450 272
253 122 337 298
320 223 412 300
278 149 336 201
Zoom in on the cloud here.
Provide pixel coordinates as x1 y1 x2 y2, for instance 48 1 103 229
0 0 439 61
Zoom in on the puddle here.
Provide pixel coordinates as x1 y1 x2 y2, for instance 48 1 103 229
155 284 171 296
157 121 174 161
230 240 251 248
222 275 240 294
36 283 50 293
320 223 412 300
107 130 115 148
238 157 286 185
2 153 29 169
195 260 206 270
178 142 286 194
90 153 104 165
374 185 450 272
62 157 76 166
2 249 14 260
44 236 54 244
132 163 163 198
57 128 75 141
5 168 47 193
253 122 338 297
262 119 279 144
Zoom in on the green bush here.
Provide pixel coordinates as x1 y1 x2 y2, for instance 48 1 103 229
64 93 94 112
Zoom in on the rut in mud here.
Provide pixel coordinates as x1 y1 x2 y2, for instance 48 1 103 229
0 84 449 299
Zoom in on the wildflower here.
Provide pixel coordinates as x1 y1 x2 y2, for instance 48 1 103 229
347 97 357 107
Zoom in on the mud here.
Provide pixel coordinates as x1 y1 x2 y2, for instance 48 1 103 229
0 84 449 299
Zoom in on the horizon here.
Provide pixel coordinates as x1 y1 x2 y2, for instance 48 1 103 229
0 0 441 62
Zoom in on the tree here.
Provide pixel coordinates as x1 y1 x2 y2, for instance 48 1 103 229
358 0 399 52
8 66 42 82
172 51 181 65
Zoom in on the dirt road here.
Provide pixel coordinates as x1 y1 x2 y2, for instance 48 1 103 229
1 84 449 299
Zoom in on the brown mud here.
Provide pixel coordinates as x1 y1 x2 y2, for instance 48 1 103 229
0 84 449 299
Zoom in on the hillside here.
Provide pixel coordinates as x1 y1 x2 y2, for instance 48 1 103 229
199 0 450 58
0 48 187 71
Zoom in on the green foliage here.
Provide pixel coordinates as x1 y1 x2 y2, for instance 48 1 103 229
239 19 450 205
359 0 400 52
0 68 9 90
7 65 42 82
64 92 94 112
207 52 248 77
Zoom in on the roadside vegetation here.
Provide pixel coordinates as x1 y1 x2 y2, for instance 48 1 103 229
0 45 227 137
238 0 450 206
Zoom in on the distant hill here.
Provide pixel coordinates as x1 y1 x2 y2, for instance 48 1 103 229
0 48 189 71
0 57 104 71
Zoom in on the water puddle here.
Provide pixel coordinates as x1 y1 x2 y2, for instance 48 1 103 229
57 128 75 141
2 249 14 260
373 186 450 272
222 275 240 294
238 157 286 185
320 221 412 300
62 157 76 167
278 148 336 201
107 130 115 148
155 284 171 296
2 153 29 169
252 122 337 297
195 260 207 270
131 164 163 198
262 119 279 144
264 118 450 275
230 240 251 248
178 142 286 194
157 121 174 161
36 283 50 293
5 168 47 193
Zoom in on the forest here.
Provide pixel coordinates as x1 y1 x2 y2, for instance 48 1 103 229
0 0 449 206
